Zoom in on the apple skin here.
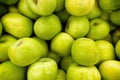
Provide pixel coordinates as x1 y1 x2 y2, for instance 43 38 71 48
0 0 19 5
65 16 89 39
67 63 101 80
0 60 26 80
56 69 67 80
8 38 44 66
0 22 3 36
1 13 33 38
18 0 39 19
51 32 74 57
0 35 17 62
65 0 95 16
8 5 19 13
115 40 120 60
55 0 65 12
34 14 62 40
71 38 100 66
26 0 57 16
95 40 115 64
27 58 58 80
99 60 120 80
87 18 110 40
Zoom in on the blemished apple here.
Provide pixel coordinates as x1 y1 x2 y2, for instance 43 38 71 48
0 35 17 62
95 40 115 64
71 38 100 66
65 0 95 16
34 14 62 40
27 58 58 80
56 69 67 80
0 60 26 80
0 22 3 36
99 60 120 80
8 38 44 66
1 13 33 38
18 0 39 19
65 16 89 39
26 0 57 16
51 32 74 57
67 63 101 80
87 18 110 40
55 0 65 12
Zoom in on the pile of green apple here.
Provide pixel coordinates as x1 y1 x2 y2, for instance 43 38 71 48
0 0 120 80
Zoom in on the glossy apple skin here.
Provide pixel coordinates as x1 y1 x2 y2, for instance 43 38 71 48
27 58 58 80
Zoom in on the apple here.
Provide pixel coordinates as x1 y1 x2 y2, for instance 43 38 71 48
0 22 3 36
8 5 19 13
67 63 101 80
34 14 62 40
56 69 67 80
86 18 110 40
47 51 61 63
55 0 65 12
32 37 48 57
60 56 74 71
65 16 89 39
103 34 113 43
95 40 115 64
99 60 120 80
0 0 19 5
1 13 33 38
0 35 17 62
18 0 39 19
51 32 74 56
71 38 100 66
8 37 44 66
115 40 120 59
26 0 57 16
65 0 95 16
0 60 26 80
0 4 8 17
27 58 58 80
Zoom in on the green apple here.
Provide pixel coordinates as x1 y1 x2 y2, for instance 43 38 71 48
71 38 100 66
1 13 33 38
47 51 61 63
27 58 58 80
115 40 120 59
65 16 89 39
0 35 17 62
18 0 39 19
8 38 44 66
51 32 74 56
55 0 65 12
0 22 3 36
86 0 102 19
26 0 57 16
0 60 26 80
56 69 66 80
98 0 120 10
95 40 115 64
87 18 110 40
0 0 18 5
60 56 74 71
110 10 120 26
103 34 113 43
65 0 95 16
55 10 71 24
32 37 48 57
34 14 62 40
99 60 120 80
8 5 19 13
67 63 101 80
0 4 8 17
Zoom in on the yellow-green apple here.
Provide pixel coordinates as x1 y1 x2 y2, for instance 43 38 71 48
60 56 74 71
0 22 2 36
71 38 100 66
115 40 120 59
51 32 74 57
65 16 89 39
0 35 17 62
8 38 44 66
87 18 110 40
99 60 120 80
56 69 66 80
103 34 113 43
1 13 33 38
26 0 57 16
8 5 19 13
65 0 95 16
95 40 115 64
55 0 65 12
67 63 101 80
18 0 39 19
27 58 58 80
34 14 62 40
0 60 26 80
0 0 18 5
